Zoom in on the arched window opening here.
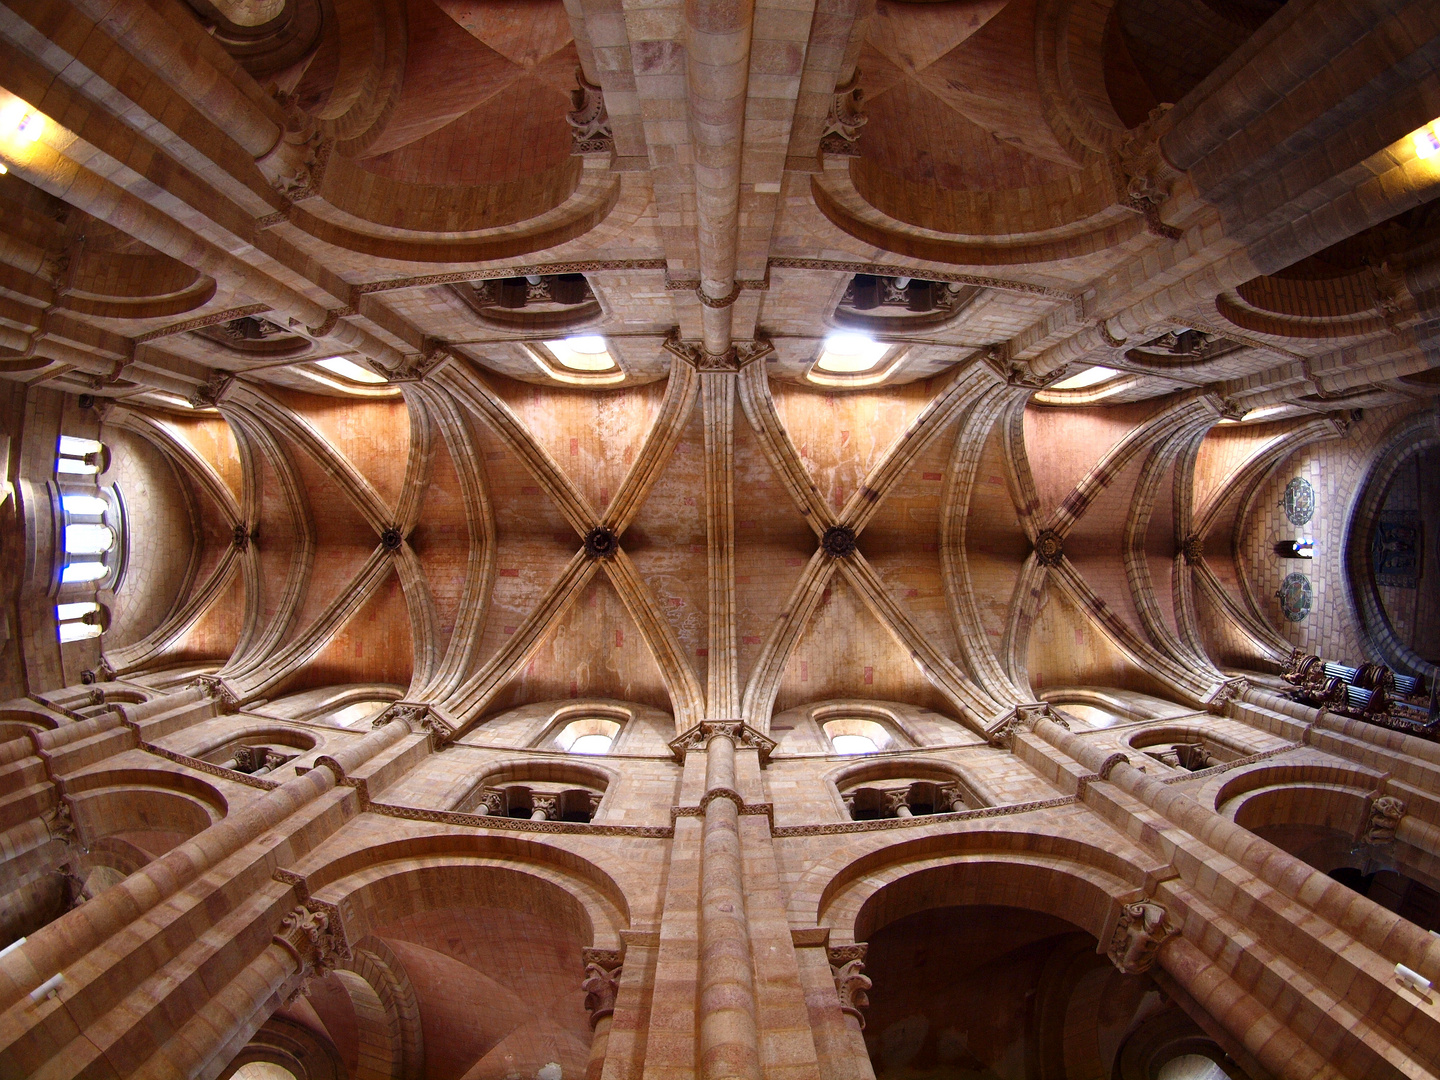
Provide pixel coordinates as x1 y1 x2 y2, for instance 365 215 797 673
232 1064 299 1080
466 782 604 822
61 493 107 516
842 780 967 820
56 601 108 643
1155 1056 1229 1080
225 746 295 776
61 561 108 584
327 700 393 728
65 523 115 555
823 718 892 755
56 436 106 476
55 484 126 592
1274 539 1315 559
1143 742 1218 771
554 717 622 755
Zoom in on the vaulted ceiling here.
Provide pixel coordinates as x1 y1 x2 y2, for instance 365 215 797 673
2 0 1438 716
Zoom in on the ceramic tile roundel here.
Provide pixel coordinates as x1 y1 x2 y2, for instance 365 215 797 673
1282 477 1316 526
1276 572 1313 621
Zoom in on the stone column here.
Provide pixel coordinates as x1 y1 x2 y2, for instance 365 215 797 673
792 939 875 1080
136 903 345 1079
698 726 763 1080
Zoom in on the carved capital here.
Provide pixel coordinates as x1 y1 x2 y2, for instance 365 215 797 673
1108 900 1177 974
567 69 614 155
273 904 346 977
820 73 867 156
827 942 871 1027
987 703 1067 748
581 949 622 1028
668 720 777 764
1207 677 1248 711
1365 796 1407 845
188 373 234 409
662 329 773 372
46 798 78 846
191 675 240 713
373 702 454 746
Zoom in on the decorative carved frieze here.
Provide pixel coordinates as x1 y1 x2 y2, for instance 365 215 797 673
827 943 872 1027
567 70 614 155
1365 796 1407 845
668 720 778 764
581 949 623 1027
1108 900 1177 974
820 73 867 156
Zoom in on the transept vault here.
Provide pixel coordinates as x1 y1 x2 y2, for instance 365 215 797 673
0 0 1439 1076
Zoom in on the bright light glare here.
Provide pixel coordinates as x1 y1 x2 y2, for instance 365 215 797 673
545 337 616 372
315 356 386 384
570 733 614 755
57 602 99 621
1051 365 1122 390
831 734 879 755
61 561 106 583
65 524 114 555
59 436 101 456
0 99 43 145
1416 124 1440 160
58 621 101 642
816 333 888 374
62 494 107 517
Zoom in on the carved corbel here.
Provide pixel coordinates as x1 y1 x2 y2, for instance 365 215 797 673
828 943 871 1027
581 948 623 1027
1107 900 1177 974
